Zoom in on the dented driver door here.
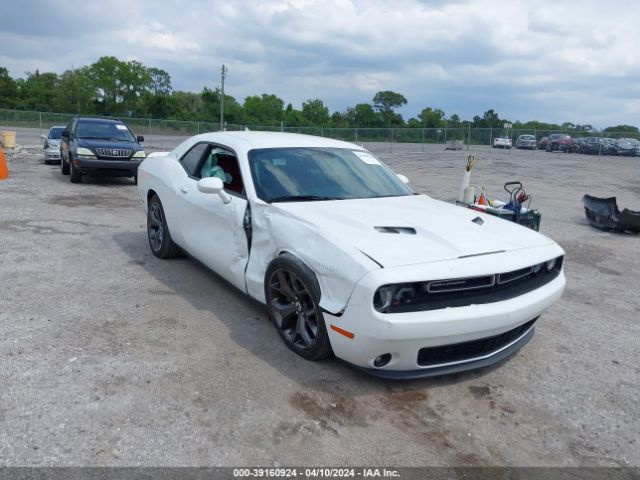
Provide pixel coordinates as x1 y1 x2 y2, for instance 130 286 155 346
175 181 249 292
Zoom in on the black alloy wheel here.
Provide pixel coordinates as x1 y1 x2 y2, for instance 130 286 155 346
147 195 180 258
265 255 332 360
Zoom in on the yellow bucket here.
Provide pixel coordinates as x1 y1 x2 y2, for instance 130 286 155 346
1 131 16 148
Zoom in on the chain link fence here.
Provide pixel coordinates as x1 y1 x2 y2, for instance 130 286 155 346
2 108 638 152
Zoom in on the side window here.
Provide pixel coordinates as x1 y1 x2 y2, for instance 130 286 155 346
199 147 245 196
180 143 209 177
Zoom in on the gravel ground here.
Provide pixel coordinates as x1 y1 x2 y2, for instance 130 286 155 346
0 139 638 467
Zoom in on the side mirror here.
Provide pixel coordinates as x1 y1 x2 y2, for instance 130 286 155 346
61 129 70 138
197 176 232 204
40 134 47 141
137 135 144 143
397 174 410 184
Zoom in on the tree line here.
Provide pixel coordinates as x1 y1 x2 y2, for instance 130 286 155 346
0 56 637 134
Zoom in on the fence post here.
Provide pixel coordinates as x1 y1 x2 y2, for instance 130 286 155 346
148 118 152 148
39 111 42 135
467 124 471 151
444 128 447 144
390 128 393 153
422 128 425 152
280 121 284 132
197 121 200 134
355 127 358 142
489 126 492 146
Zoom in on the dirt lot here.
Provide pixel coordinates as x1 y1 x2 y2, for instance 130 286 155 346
0 139 638 467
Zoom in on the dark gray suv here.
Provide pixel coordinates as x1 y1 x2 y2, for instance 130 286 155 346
60 117 146 184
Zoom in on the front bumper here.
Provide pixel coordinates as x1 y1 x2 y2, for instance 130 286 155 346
324 249 565 377
44 149 60 160
74 158 142 177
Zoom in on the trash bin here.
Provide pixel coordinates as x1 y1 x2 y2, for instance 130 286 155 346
1 131 16 148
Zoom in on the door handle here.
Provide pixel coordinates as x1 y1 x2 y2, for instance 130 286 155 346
180 186 189 194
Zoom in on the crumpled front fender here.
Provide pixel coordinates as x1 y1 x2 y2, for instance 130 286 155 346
244 202 381 314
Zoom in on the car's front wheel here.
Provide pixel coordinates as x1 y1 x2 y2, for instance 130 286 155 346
265 254 332 361
61 153 69 175
70 156 82 183
147 195 180 258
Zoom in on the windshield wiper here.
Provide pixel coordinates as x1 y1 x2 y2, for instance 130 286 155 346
268 195 342 203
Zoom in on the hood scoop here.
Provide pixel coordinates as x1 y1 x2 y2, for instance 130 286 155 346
374 226 416 235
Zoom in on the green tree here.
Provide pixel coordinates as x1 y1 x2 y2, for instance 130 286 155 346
301 99 330 126
418 107 445 128
54 67 95 114
20 70 59 111
243 94 284 126
0 67 19 108
283 103 304 127
604 125 639 133
447 114 461 128
372 91 407 126
346 103 379 127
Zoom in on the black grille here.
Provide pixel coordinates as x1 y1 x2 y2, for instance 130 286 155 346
417 318 537 367
95 148 132 159
379 257 562 313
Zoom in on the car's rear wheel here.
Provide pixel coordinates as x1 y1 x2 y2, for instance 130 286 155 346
265 254 332 361
147 195 180 258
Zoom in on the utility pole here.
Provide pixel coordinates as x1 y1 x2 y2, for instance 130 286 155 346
220 64 227 131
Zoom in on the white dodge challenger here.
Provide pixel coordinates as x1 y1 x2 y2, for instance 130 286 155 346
137 131 565 378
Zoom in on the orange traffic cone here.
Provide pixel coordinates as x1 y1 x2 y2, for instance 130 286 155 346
478 191 486 205
0 147 8 180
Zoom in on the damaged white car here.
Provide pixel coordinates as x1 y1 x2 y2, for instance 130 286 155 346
137 132 565 378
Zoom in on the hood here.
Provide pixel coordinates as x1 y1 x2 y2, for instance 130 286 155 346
273 195 554 268
46 139 60 146
77 138 143 152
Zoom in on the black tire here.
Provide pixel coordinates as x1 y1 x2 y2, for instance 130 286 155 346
133 174 138 185
70 156 82 183
61 154 70 175
265 254 333 361
147 195 180 259
44 159 51 165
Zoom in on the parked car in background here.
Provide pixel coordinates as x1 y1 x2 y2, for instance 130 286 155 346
546 134 573 152
516 135 537 149
40 126 65 164
601 138 618 155
60 117 146 184
136 131 565 378
537 137 549 150
493 136 512 149
612 139 637 157
578 137 604 155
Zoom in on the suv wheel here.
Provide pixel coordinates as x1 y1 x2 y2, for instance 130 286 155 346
61 154 70 175
70 156 82 183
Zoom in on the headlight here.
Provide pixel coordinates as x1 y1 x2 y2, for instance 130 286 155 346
546 258 557 271
373 286 395 312
44 141 49 149
132 150 146 158
76 147 95 158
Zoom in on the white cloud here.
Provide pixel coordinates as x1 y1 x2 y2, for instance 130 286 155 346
1 0 640 126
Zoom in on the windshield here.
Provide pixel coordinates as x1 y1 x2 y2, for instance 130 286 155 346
248 147 412 203
48 127 64 140
550 134 570 140
76 122 135 142
520 135 535 140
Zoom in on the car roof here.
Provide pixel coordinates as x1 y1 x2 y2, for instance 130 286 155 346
171 131 362 159
76 117 125 124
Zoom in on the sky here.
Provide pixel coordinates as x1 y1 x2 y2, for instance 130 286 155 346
2 0 640 128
